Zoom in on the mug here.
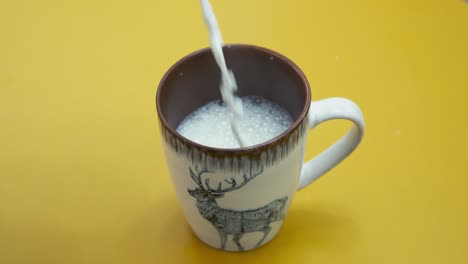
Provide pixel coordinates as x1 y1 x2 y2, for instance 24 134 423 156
156 44 365 252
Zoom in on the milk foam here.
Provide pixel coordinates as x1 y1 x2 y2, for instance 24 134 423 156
177 96 294 149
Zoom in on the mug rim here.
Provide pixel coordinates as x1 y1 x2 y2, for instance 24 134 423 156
156 43 311 154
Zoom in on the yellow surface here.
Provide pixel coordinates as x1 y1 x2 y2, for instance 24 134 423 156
1 0 467 263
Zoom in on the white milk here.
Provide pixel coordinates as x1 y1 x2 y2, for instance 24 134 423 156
177 96 294 149
200 0 245 146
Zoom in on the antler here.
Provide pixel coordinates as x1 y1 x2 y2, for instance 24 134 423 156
208 167 264 194
189 166 210 190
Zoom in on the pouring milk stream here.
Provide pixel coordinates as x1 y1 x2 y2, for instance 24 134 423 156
199 0 246 147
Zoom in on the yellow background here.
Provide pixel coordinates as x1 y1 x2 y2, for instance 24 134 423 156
1 0 467 263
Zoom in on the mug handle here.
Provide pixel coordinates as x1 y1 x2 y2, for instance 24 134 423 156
298 98 365 190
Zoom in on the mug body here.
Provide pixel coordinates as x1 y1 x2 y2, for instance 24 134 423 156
156 44 311 251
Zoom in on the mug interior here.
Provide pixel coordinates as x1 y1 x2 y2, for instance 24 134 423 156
156 44 310 150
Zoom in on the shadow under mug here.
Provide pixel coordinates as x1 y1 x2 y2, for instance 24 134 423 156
156 44 365 252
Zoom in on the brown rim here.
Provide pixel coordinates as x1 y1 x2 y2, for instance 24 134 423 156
156 43 311 154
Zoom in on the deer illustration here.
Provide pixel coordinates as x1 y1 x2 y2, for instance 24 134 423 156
187 166 288 251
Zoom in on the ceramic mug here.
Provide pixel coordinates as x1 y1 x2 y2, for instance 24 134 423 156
156 44 365 252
